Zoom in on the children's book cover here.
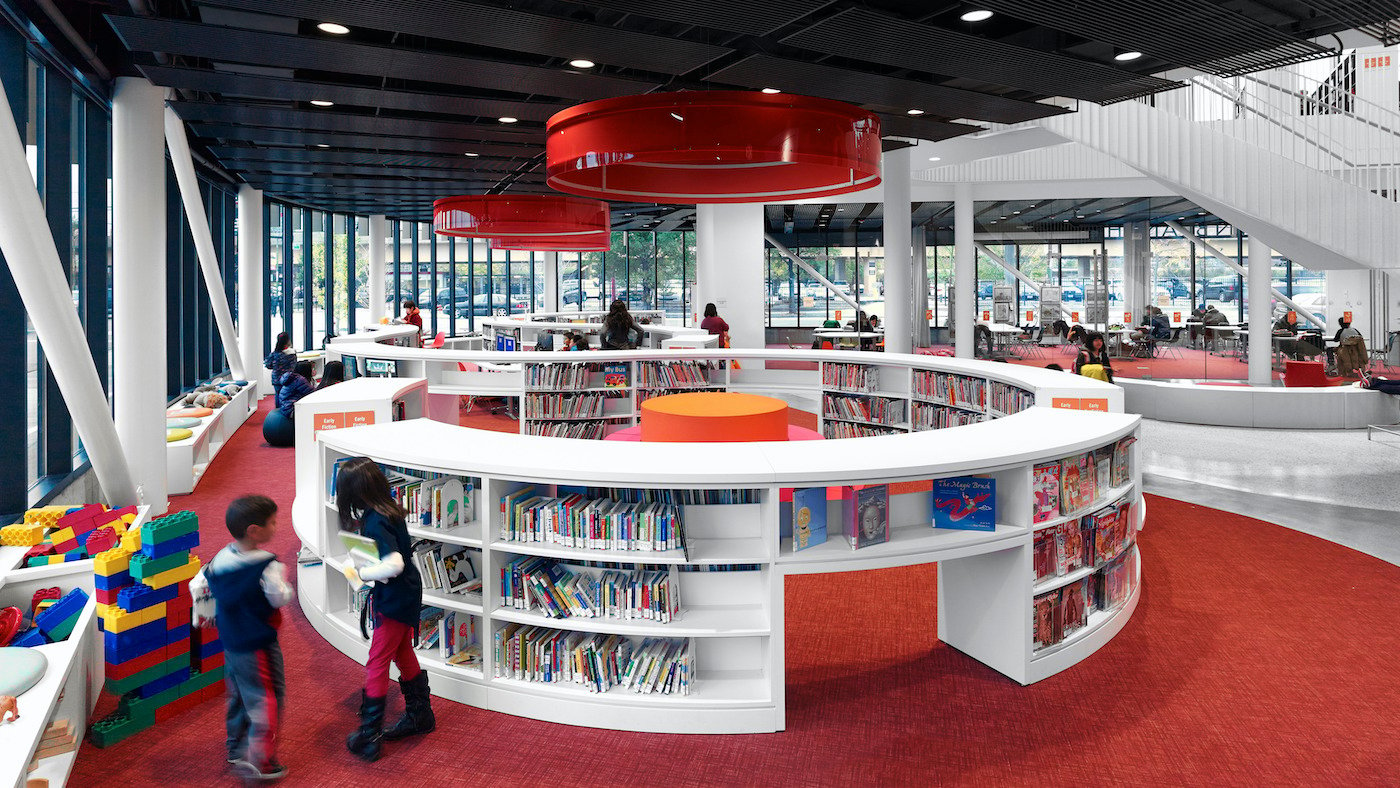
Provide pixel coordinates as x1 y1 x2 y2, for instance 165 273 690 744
843 485 889 549
1031 462 1060 523
932 476 996 531
792 487 828 552
1111 436 1135 487
603 363 629 388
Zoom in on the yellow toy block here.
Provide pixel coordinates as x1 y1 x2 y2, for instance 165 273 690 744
0 523 44 546
97 602 120 622
143 554 201 590
49 526 76 546
120 512 138 524
119 528 142 553
102 602 167 633
94 546 134 576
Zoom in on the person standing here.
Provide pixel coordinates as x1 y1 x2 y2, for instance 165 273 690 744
264 332 296 396
700 303 730 347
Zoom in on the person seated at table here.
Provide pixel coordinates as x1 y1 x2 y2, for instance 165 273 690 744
1334 317 1362 343
1187 304 1208 343
1149 307 1171 340
1202 305 1230 351
1074 333 1114 382
846 311 873 332
601 300 645 349
1273 311 1303 358
868 315 880 331
316 360 344 390
1066 324 1087 346
864 315 881 350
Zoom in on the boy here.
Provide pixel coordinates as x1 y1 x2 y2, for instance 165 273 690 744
190 495 293 781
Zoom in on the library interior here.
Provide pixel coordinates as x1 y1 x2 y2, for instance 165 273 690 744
0 1 1398 785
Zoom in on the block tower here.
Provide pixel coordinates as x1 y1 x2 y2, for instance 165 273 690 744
89 511 227 748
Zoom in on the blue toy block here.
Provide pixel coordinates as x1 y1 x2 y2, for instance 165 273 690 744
63 550 87 562
103 618 168 653
195 638 223 658
117 581 179 612
139 531 199 560
11 627 47 647
35 588 88 642
95 570 133 591
166 624 191 646
106 638 166 666
137 667 190 698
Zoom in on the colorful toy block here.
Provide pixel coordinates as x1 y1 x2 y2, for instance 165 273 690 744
105 652 191 696
95 587 120 606
23 544 54 563
106 646 170 681
129 550 192 582
105 637 165 667
180 665 224 695
30 587 59 617
0 522 44 546
119 527 143 553
141 554 201 591
33 588 88 642
103 618 168 654
94 569 132 591
49 505 109 553
94 546 134 577
142 512 199 548
165 624 190 646
194 650 225 674
165 604 190 630
117 582 179 612
85 526 119 556
22 505 67 526
100 603 167 634
88 710 151 748
11 627 46 647
165 638 190 660
139 531 199 561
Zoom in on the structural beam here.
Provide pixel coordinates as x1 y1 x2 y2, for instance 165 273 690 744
954 182 974 358
237 186 263 389
1248 236 1273 385
1165 220 1325 329
883 147 913 354
368 215 387 323
765 234 860 313
164 105 246 378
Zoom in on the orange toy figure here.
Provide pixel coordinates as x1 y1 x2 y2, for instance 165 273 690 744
0 695 18 723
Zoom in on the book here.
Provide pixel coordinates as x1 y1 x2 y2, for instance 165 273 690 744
1061 578 1090 634
1033 530 1058 582
932 476 996 531
419 477 471 528
441 612 481 666
1031 463 1060 524
339 531 381 588
602 363 629 388
442 547 477 594
417 606 445 650
843 485 889 549
1111 436 1136 487
791 487 828 552
1033 591 1063 649
1094 448 1112 496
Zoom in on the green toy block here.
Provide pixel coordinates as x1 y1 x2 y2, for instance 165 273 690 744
180 664 225 695
117 684 181 723
129 549 192 581
143 512 198 546
104 652 192 697
89 710 153 748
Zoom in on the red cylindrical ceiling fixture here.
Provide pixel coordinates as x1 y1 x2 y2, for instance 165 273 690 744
545 91 882 203
432 194 610 239
489 231 612 252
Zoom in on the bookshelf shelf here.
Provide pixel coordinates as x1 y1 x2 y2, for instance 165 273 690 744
424 589 484 615
1033 482 1136 532
1031 549 1141 667
821 415 911 430
913 395 985 413
780 523 1026 573
490 604 769 638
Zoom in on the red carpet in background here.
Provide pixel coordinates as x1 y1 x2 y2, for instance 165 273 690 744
71 398 1400 786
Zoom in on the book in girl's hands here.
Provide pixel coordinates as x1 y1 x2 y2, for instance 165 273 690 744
932 476 996 531
1094 448 1112 497
1031 463 1060 524
442 547 477 594
843 485 889 550
1060 454 1092 514
791 487 828 552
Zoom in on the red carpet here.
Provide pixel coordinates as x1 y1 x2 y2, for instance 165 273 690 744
71 398 1400 786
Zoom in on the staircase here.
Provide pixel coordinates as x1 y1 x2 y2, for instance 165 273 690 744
1036 66 1400 271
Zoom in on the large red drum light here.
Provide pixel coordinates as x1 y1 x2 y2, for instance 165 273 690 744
489 232 612 252
432 195 609 239
545 91 882 203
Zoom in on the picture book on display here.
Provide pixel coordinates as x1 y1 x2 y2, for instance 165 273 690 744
1094 448 1112 497
441 611 482 667
1059 453 1094 514
419 477 473 528
603 363 629 388
791 487 828 552
1032 463 1060 524
1111 435 1136 487
932 476 996 531
843 485 889 549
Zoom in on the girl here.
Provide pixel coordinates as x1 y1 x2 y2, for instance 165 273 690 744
700 303 730 347
1074 332 1114 382
336 458 432 762
264 332 296 395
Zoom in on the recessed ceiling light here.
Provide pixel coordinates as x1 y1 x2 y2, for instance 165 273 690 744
498 116 518 124
1115 51 1144 62
906 109 925 115
310 99 334 107
463 152 479 157
669 112 684 121
1013 210 1020 214
315 143 330 148
568 59 596 69
928 156 941 161
960 9 994 22
836 208 845 212
1197 211 1206 215
761 87 781 94
316 22 350 35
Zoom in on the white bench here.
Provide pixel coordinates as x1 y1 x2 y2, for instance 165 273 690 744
1118 378 1399 428
166 382 259 495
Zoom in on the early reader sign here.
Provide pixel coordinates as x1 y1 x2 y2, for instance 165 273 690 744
313 411 376 434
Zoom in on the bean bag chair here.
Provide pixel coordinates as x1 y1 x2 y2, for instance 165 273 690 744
262 409 296 447
169 407 213 418
166 417 201 429
166 428 193 442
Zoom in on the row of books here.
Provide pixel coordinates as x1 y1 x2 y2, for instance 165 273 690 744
822 362 880 393
637 386 725 408
525 362 596 390
416 607 482 667
1032 436 1134 522
523 392 607 419
914 371 985 409
330 462 475 529
1033 548 1137 650
493 625 692 696
501 487 688 555
989 382 1034 415
791 476 998 553
412 541 481 595
575 487 760 505
1032 501 1135 582
636 360 715 388
911 403 985 430
822 421 906 439
823 393 907 426
524 420 611 440
500 556 680 623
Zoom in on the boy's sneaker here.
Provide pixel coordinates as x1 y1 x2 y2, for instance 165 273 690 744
237 761 288 782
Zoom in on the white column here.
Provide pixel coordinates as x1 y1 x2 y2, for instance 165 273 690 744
1247 236 1273 386
542 251 559 313
913 228 929 348
1122 221 1151 324
368 215 387 324
954 182 975 358
113 77 166 511
237 186 264 391
164 106 245 379
696 203 764 348
882 147 913 355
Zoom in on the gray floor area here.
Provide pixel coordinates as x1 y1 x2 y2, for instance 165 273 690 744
1140 420 1400 566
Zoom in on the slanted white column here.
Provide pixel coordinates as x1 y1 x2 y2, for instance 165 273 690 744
1247 236 1273 386
1122 221 1151 325
542 251 559 312
164 106 245 379
368 215 387 323
882 147 913 354
237 186 264 391
696 203 764 348
954 182 975 358
113 77 167 510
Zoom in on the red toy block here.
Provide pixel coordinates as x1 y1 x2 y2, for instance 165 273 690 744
106 648 168 681
197 652 226 673
30 587 60 618
153 691 205 723
166 594 192 614
198 682 224 701
166 605 190 630
85 526 119 556
194 625 219 644
24 544 54 562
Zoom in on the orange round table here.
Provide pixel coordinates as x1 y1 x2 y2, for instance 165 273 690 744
639 392 789 442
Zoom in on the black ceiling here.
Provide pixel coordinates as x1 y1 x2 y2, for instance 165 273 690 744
74 0 1397 221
